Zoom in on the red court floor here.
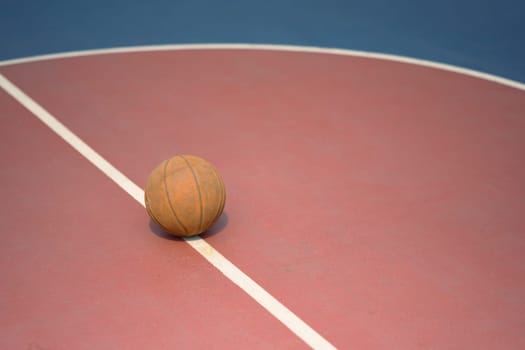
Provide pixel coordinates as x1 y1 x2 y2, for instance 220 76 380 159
1 48 524 349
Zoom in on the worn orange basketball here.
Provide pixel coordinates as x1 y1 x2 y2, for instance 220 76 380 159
145 155 226 237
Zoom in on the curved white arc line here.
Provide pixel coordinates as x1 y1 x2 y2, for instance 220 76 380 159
0 43 523 91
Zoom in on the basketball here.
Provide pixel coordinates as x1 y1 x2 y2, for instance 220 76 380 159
145 155 226 237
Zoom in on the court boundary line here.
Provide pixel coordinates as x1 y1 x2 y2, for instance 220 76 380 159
0 43 524 91
0 73 337 350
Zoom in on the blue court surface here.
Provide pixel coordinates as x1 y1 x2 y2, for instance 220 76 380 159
1 0 524 81
1 2 524 349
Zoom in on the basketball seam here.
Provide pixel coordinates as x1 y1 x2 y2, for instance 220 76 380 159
209 166 226 227
147 198 171 232
181 155 204 234
163 158 189 235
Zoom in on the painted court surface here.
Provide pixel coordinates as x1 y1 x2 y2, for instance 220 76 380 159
1 48 525 349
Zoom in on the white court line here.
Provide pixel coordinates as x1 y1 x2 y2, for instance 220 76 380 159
0 43 524 91
0 73 336 349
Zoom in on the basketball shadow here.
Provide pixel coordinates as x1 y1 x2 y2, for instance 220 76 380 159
148 212 229 241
